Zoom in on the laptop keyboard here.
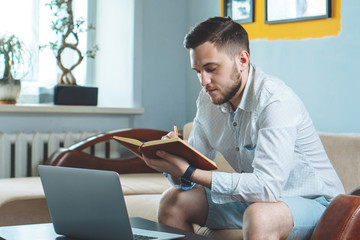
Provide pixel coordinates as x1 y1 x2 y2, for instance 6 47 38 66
133 234 158 240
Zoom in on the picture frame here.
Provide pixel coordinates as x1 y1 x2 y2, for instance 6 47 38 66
265 0 331 24
223 0 254 24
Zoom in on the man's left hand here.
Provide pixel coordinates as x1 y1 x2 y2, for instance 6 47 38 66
142 150 189 177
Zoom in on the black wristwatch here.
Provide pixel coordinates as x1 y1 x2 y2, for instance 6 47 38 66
180 166 197 186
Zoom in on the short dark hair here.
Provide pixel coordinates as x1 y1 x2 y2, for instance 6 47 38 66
184 16 250 57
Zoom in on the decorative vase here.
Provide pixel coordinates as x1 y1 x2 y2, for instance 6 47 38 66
0 79 21 104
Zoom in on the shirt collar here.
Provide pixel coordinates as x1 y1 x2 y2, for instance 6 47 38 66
238 64 256 112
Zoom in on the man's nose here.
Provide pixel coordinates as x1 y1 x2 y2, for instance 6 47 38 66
200 72 211 87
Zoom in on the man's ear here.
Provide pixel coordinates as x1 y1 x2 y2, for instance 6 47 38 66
235 50 250 72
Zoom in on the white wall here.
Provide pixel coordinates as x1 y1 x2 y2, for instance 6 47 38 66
95 0 134 107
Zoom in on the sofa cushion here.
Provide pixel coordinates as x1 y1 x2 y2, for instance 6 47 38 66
0 177 50 226
124 194 164 223
0 177 45 204
319 133 360 193
120 173 171 195
0 173 170 226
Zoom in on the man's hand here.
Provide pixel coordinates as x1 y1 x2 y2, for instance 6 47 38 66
142 130 189 176
142 129 213 189
161 131 178 140
142 130 189 177
142 150 189 178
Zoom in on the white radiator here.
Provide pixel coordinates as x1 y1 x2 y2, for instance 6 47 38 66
0 131 102 178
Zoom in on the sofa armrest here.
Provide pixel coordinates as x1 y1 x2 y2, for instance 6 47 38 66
311 194 360 240
44 128 170 174
350 186 360 196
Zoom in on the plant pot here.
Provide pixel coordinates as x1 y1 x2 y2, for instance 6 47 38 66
0 79 21 104
54 85 98 106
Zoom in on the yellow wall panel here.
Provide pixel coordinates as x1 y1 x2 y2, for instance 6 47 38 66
221 0 341 40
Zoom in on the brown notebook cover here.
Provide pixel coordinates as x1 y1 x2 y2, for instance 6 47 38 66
113 136 217 170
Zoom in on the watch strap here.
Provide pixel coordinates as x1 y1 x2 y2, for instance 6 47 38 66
181 165 197 186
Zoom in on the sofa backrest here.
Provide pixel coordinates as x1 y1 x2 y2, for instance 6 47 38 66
319 133 360 193
183 123 360 193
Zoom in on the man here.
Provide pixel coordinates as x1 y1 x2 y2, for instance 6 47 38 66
143 17 344 239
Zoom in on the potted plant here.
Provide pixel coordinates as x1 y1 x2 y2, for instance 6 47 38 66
0 34 30 104
44 0 99 106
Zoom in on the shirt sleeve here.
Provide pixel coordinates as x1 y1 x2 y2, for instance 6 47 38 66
211 91 301 203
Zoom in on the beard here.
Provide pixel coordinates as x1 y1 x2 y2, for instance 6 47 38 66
210 64 242 105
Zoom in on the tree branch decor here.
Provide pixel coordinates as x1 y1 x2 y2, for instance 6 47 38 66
45 0 98 85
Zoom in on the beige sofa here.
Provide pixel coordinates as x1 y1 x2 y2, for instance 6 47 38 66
1 123 360 239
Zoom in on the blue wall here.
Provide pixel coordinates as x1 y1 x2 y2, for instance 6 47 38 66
133 0 188 131
133 0 220 131
250 1 360 133
182 0 360 133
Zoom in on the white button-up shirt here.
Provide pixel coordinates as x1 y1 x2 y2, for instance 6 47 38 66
188 66 345 204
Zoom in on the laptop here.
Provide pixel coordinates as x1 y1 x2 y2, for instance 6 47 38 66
38 165 185 240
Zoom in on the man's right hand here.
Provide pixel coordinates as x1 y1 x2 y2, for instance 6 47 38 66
161 131 178 140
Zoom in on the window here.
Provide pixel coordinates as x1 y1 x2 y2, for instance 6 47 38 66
1 0 135 107
0 0 90 103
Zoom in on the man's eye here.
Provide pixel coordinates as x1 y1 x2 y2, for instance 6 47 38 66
206 68 216 73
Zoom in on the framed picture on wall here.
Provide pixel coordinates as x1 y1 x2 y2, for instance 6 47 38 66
265 0 331 24
223 0 254 24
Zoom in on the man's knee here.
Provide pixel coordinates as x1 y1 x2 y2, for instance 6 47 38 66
158 186 209 226
243 203 272 231
243 202 293 240
158 187 187 220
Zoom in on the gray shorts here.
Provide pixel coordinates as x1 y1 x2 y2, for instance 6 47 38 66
204 188 329 240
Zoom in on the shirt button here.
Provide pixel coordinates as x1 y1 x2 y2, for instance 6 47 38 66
233 122 237 127
235 147 240 151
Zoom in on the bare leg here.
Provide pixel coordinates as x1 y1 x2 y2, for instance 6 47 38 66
158 185 208 232
243 202 293 240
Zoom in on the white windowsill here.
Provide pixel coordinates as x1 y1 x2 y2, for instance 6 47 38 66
0 104 144 115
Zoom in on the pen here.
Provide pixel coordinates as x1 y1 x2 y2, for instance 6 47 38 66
174 124 178 136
